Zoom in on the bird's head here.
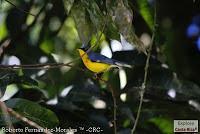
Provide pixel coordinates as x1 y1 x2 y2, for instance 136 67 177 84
77 44 90 57
77 48 87 57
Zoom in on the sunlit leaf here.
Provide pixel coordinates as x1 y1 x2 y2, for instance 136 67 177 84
0 20 7 40
137 0 154 31
149 117 173 134
90 32 105 47
40 39 54 54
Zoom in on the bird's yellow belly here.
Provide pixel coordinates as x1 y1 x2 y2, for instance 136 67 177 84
83 60 110 73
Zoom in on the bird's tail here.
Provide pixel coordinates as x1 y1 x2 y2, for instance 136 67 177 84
114 62 133 68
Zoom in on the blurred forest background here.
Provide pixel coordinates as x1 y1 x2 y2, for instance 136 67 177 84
0 0 200 134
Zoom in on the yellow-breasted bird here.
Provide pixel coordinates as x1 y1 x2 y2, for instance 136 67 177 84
77 48 132 74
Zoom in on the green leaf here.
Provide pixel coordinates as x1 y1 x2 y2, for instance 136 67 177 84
71 2 94 45
5 98 59 128
83 1 104 31
0 19 7 40
104 16 120 40
149 117 173 134
137 0 154 31
40 39 54 54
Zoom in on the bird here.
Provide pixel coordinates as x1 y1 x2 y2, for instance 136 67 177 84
77 48 132 74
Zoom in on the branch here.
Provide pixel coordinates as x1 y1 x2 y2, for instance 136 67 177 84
7 107 53 134
0 99 15 134
0 62 76 70
95 76 117 134
131 1 157 133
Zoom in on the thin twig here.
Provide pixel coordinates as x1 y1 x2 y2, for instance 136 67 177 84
0 99 15 134
7 107 53 134
95 76 117 134
4 0 36 17
0 62 75 70
131 1 157 133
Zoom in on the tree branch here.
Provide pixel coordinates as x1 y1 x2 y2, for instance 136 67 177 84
0 62 75 70
131 1 157 133
0 99 15 134
7 107 53 134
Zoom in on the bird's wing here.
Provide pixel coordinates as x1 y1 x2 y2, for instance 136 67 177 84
88 52 115 65
88 52 132 68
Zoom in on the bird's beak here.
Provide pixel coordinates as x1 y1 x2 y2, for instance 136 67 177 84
77 48 83 55
77 49 81 54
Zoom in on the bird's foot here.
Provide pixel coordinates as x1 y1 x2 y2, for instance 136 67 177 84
93 73 98 79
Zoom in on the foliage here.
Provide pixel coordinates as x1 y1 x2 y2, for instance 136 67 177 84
0 0 200 134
